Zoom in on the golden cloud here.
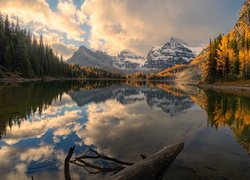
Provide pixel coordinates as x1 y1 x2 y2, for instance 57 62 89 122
0 0 85 59
83 0 239 55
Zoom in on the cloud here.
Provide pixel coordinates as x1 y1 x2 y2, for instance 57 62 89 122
0 0 245 57
0 0 85 40
0 0 85 59
51 43 78 59
83 0 244 55
3 110 81 145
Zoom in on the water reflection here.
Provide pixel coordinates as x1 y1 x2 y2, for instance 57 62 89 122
204 90 250 153
0 80 123 138
70 83 193 117
0 81 249 179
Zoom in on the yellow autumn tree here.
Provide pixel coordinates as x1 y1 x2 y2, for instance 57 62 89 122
217 35 235 80
239 27 250 78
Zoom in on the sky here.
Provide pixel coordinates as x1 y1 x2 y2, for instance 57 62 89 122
0 0 246 59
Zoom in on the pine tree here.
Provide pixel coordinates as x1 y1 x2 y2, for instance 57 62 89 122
206 40 217 83
3 15 13 69
0 12 124 79
0 13 4 66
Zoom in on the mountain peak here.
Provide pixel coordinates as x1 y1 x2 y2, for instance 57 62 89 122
120 49 135 55
78 45 88 50
144 37 196 70
237 0 250 26
121 49 133 52
169 37 188 45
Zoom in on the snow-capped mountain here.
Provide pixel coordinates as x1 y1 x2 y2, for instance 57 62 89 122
144 38 197 71
113 49 146 73
67 38 202 73
67 46 114 71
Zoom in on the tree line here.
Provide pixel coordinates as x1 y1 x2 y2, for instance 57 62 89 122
0 13 124 79
205 26 250 83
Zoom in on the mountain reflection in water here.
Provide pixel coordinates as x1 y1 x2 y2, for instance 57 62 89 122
0 80 249 180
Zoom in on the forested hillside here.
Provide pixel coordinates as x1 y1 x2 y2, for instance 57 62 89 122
0 14 123 79
194 1 250 83
155 1 250 84
205 29 250 83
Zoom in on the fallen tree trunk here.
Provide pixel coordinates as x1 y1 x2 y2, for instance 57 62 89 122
108 142 184 180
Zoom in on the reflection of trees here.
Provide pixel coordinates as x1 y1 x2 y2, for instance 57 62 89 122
0 80 194 138
0 80 124 137
204 90 250 153
0 82 70 137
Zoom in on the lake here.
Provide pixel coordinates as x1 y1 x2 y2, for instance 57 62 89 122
0 80 250 180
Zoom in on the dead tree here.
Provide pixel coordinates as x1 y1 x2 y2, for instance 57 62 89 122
65 142 184 180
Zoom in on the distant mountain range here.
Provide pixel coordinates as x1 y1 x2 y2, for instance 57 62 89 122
67 38 202 73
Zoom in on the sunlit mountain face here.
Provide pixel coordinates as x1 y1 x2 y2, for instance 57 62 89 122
0 80 250 180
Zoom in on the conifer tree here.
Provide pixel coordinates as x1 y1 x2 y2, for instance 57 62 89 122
0 12 124 79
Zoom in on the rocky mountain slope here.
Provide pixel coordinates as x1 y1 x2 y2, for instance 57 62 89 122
67 46 114 71
113 49 146 73
144 38 197 71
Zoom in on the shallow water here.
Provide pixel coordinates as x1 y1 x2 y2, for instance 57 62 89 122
0 80 249 180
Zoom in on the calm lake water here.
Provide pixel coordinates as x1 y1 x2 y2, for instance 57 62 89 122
0 80 250 180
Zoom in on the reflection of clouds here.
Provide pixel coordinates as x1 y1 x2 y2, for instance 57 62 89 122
0 145 55 180
50 94 76 108
0 146 16 165
79 99 206 161
54 128 72 137
20 146 53 161
4 110 81 145
0 92 87 179
0 146 53 165
30 94 77 119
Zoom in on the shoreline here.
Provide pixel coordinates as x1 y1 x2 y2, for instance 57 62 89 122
0 77 127 83
196 84 250 90
1 77 250 93
195 83 250 96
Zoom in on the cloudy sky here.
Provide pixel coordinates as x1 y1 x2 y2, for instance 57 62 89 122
0 0 246 58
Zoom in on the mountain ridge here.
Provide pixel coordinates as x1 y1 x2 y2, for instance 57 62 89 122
67 37 202 73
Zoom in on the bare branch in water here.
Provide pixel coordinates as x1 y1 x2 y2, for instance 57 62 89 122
75 148 134 166
70 160 125 174
67 148 133 175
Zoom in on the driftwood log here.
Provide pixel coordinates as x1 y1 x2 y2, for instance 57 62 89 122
108 142 184 180
65 142 184 180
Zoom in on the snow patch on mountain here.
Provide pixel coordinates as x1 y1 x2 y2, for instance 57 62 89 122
113 49 146 72
143 38 197 70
